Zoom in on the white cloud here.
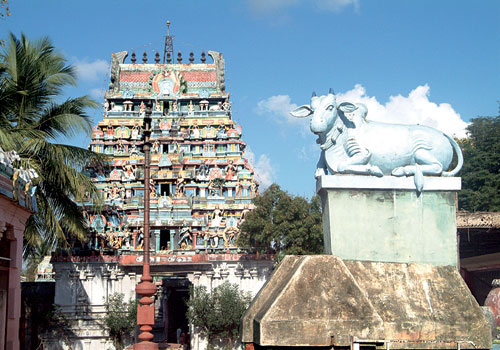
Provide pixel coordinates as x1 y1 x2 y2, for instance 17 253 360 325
258 84 468 138
244 147 276 190
256 94 300 124
74 59 109 82
298 144 318 161
315 0 359 12
90 88 105 100
247 0 300 15
336 84 468 138
247 0 358 15
254 154 275 190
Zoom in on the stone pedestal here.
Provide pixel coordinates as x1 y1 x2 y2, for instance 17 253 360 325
242 255 491 348
317 175 461 266
242 175 491 349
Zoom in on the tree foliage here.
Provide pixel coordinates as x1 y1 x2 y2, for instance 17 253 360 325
459 113 500 212
0 0 9 18
187 282 252 349
238 183 323 258
0 33 104 260
103 293 137 350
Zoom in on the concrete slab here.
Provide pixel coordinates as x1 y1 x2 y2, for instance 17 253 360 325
317 175 462 192
318 179 459 266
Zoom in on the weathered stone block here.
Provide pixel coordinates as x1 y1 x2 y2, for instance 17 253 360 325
242 255 491 349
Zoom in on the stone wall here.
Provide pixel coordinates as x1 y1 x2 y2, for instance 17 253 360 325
42 257 274 349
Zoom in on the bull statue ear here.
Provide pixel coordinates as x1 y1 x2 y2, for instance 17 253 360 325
290 105 313 118
338 102 358 121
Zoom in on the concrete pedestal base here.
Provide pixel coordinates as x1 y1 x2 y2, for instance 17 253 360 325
317 175 461 266
241 175 491 348
242 255 491 349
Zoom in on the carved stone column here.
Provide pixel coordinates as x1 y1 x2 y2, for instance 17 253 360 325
192 271 201 287
116 270 125 294
205 270 214 291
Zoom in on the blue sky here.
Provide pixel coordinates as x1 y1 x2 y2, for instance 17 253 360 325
3 0 499 197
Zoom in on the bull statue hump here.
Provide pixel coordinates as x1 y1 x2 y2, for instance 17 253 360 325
290 91 463 192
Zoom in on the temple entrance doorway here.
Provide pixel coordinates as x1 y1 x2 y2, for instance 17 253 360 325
162 276 191 344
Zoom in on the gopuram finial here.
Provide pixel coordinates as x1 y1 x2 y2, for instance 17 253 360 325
163 20 174 65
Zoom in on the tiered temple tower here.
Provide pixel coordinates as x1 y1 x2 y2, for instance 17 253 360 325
46 43 273 348
84 49 257 254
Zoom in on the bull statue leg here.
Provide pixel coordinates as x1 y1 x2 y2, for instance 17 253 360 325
392 149 444 177
336 137 383 177
315 151 328 178
337 141 383 177
392 149 444 192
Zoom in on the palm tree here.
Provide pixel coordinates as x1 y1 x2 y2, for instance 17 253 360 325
0 33 104 261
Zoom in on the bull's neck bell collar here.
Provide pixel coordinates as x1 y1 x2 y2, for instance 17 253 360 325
321 125 344 151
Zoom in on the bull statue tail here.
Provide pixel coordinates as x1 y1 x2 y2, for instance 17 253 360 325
442 133 463 177
414 163 424 194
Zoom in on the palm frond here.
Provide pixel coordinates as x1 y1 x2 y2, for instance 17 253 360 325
1 32 103 262
35 96 96 139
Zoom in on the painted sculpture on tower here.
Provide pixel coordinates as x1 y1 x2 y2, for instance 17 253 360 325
84 49 256 252
290 90 463 191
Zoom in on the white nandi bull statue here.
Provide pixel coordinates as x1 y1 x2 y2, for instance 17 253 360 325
290 89 463 192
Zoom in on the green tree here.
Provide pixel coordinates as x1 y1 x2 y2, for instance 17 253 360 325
238 183 323 259
103 293 137 350
187 282 252 350
0 33 103 260
0 0 9 18
459 114 500 212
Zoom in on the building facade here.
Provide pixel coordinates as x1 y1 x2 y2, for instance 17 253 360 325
0 149 36 350
47 47 274 349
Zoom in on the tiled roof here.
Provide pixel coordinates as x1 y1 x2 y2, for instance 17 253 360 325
457 211 500 229
119 71 150 82
180 71 216 82
119 70 216 83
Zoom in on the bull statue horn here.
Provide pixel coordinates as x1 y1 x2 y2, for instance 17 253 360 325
312 91 317 97
329 88 335 95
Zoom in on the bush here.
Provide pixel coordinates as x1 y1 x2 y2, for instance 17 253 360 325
103 293 137 350
187 282 252 349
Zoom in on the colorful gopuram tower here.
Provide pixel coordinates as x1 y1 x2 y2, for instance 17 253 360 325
47 32 273 349
85 49 257 254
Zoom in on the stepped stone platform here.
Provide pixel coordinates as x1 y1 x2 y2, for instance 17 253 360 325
242 255 491 349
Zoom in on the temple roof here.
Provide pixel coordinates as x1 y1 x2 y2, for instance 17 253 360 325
107 50 227 100
457 211 500 229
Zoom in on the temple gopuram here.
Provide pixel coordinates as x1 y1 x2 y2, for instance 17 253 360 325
86 49 256 253
46 33 273 349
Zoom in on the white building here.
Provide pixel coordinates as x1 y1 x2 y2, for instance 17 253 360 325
43 254 273 349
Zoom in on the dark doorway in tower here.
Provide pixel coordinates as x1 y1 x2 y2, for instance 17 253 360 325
161 277 191 344
160 183 171 196
159 229 170 251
